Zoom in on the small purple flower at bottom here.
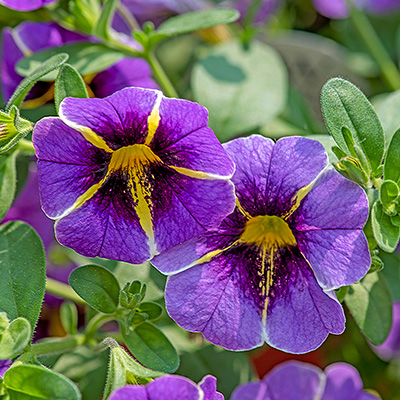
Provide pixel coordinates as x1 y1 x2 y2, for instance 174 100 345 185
231 361 380 400
153 135 370 353
0 359 11 378
109 375 223 400
33 87 235 264
0 0 56 11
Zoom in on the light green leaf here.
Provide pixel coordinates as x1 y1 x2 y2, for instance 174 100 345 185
345 272 392 346
60 302 78 335
0 221 46 330
0 152 17 221
16 43 125 82
93 0 119 39
7 53 69 111
0 317 31 359
55 64 88 114
384 128 400 184
69 265 120 314
192 39 288 140
321 78 385 173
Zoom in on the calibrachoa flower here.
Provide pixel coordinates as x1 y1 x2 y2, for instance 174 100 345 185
0 359 11 378
312 0 400 19
231 361 380 399
0 0 57 11
153 135 370 353
372 302 400 360
32 87 235 264
1 22 157 104
109 375 223 400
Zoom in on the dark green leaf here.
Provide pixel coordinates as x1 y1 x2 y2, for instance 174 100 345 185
380 251 400 301
321 78 385 173
0 221 46 330
16 43 125 82
60 302 78 335
384 128 400 184
0 317 31 359
156 8 239 37
122 321 179 373
371 200 400 252
55 64 88 113
345 272 392 345
192 39 287 140
4 365 81 400
138 302 162 321
69 265 120 314
0 152 17 221
7 54 69 111
93 0 119 39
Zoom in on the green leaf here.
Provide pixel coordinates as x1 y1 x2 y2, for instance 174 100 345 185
380 251 400 301
192 39 287 140
121 321 179 373
7 54 69 111
0 106 33 154
69 0 101 34
16 43 125 82
93 0 119 39
0 152 17 221
373 89 400 143
379 180 399 213
0 221 46 330
384 128 400 184
371 200 400 252
60 302 78 335
137 302 162 321
0 317 31 359
155 9 239 38
4 365 81 400
335 286 349 303
54 64 88 114
321 77 385 173
69 265 120 314
345 272 392 345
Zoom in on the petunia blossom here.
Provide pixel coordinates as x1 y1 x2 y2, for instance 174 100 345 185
312 0 400 19
0 359 11 378
231 361 380 400
0 0 57 11
1 21 157 104
153 135 370 353
32 87 236 265
109 375 223 400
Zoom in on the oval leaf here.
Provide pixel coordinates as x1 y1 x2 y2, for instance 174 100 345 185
371 200 400 252
0 221 46 330
138 302 162 321
0 317 31 359
55 64 88 113
345 272 392 345
69 265 120 314
121 321 179 373
384 128 400 184
4 364 81 400
321 78 385 173
60 302 78 335
16 43 125 82
0 152 17 221
192 39 288 140
157 8 239 36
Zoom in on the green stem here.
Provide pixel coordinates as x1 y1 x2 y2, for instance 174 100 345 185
349 6 400 91
85 313 116 340
31 334 85 356
46 278 85 304
144 50 178 98
17 138 35 154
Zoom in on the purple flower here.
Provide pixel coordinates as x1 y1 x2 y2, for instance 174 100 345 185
109 375 223 400
32 87 236 264
372 302 400 360
1 22 157 104
0 0 57 11
231 361 380 400
153 135 370 353
312 0 400 19
0 359 11 378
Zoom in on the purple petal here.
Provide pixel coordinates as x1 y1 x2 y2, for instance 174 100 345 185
264 247 345 353
33 117 111 219
0 359 11 378
165 246 265 351
231 382 270 400
291 168 370 290
147 376 202 399
91 58 159 98
373 302 400 360
312 0 349 18
0 0 57 11
365 0 400 13
109 385 148 400
198 375 224 400
264 361 325 400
